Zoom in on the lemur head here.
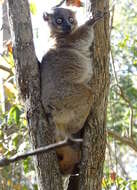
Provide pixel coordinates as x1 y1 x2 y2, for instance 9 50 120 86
43 8 78 36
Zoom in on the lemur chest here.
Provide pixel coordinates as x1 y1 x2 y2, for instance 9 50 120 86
56 46 92 84
74 49 92 83
54 41 93 84
71 36 93 83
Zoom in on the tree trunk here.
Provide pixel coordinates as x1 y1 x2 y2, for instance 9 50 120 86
7 0 63 190
78 0 110 189
3 0 11 43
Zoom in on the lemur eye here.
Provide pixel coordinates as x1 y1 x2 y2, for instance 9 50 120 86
56 18 63 24
69 17 74 23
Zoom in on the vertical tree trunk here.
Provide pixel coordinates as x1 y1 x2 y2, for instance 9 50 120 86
78 0 110 189
7 1 63 190
3 0 11 42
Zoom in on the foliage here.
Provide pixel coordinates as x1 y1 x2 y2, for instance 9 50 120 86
105 0 137 189
108 0 137 134
30 1 37 15
0 42 36 190
102 173 137 190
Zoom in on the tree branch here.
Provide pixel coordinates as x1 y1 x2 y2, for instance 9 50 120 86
0 138 83 167
110 48 134 138
54 0 66 8
78 0 110 189
0 65 12 74
0 54 13 76
110 4 115 36
107 129 137 152
107 143 129 177
86 11 108 26
116 89 134 138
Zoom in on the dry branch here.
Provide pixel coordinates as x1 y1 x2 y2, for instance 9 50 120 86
107 129 137 152
110 48 134 138
0 138 83 167
0 65 12 74
54 0 66 8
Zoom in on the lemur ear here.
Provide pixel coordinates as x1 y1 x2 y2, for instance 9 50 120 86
43 12 51 21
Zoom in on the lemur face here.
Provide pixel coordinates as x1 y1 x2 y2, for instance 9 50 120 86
43 8 78 35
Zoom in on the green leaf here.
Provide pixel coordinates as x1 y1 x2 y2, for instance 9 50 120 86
12 132 19 147
13 106 20 125
33 184 38 190
130 180 137 190
23 157 31 174
133 59 137 65
118 35 129 49
8 106 15 125
8 105 21 125
30 1 37 15
22 185 28 190
0 129 3 138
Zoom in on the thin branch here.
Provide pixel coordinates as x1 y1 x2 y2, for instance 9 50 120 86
116 90 134 138
0 23 11 34
106 142 113 170
0 78 6 113
53 0 66 8
110 4 115 36
107 143 129 178
129 108 134 137
107 129 137 152
110 48 119 85
0 65 13 74
0 138 83 167
0 54 14 77
110 48 134 138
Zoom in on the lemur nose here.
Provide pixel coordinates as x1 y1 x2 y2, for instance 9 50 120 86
62 24 71 33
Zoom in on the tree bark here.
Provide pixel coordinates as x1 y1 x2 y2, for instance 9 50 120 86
78 0 110 189
3 0 11 42
7 1 63 190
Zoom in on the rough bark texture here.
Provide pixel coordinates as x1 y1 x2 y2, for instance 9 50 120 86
7 1 63 190
78 0 110 189
3 0 11 42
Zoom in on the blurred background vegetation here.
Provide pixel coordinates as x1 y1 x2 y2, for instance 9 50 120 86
0 0 137 189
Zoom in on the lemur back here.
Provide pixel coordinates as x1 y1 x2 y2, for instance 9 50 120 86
40 8 94 174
